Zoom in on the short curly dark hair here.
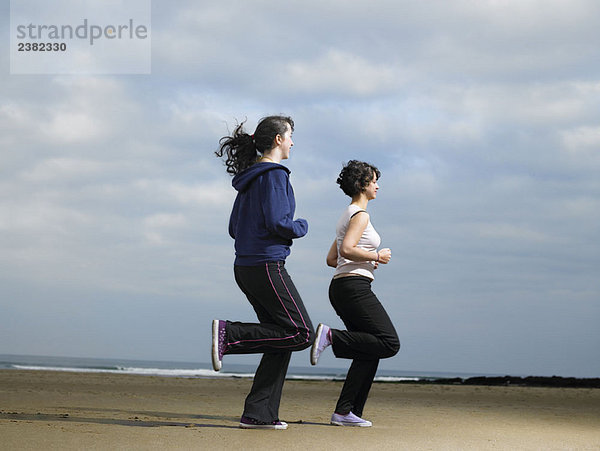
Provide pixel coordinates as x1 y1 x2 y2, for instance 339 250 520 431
336 160 381 197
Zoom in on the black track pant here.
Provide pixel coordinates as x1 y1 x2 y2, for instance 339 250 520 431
329 276 400 417
225 262 314 422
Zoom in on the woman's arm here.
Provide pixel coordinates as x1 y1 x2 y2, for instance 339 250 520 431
340 212 391 263
326 239 338 267
261 170 308 240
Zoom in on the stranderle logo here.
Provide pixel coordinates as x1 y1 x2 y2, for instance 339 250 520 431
11 0 151 74
16 18 148 46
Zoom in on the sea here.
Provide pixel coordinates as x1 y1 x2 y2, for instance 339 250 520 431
0 354 493 383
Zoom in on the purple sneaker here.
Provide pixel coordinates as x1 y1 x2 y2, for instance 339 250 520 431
310 323 331 365
211 319 227 371
239 415 288 430
331 411 372 427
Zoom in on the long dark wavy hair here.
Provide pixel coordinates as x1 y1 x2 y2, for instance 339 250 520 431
336 160 381 197
215 115 294 175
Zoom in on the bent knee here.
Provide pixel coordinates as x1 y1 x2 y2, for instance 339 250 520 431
289 327 314 351
382 337 400 358
300 327 315 350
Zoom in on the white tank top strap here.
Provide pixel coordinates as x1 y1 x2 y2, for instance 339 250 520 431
350 209 367 219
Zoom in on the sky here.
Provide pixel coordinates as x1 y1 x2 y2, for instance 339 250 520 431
1 0 599 378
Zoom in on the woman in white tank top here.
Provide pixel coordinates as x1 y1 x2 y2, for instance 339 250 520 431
332 203 381 280
310 160 400 427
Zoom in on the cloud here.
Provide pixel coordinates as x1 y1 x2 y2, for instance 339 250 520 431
285 49 402 97
20 158 110 182
142 212 188 245
1 0 599 376
472 222 551 243
560 125 600 171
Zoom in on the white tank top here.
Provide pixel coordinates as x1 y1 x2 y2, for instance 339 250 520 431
334 204 381 280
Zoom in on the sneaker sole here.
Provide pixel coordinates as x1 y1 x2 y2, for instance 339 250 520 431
239 422 288 430
211 319 222 372
330 420 372 427
310 323 325 365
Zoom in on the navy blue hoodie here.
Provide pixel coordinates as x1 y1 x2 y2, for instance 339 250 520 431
229 162 308 265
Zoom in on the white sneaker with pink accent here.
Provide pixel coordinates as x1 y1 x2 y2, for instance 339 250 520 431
330 412 372 427
310 323 331 365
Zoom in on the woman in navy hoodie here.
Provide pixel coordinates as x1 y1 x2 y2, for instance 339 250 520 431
213 115 314 430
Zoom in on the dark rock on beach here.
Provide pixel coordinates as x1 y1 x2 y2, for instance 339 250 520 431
423 375 600 388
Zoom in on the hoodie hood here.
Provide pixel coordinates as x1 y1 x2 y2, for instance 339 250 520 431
232 162 290 192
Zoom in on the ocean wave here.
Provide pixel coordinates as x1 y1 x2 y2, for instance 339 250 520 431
374 376 422 382
9 364 420 382
4 355 511 383
10 364 254 379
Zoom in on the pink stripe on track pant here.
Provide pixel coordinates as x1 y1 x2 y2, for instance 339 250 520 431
223 261 314 423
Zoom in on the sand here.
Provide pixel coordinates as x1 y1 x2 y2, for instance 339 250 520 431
1 370 599 450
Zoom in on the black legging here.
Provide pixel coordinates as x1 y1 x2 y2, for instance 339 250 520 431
226 261 314 422
329 276 400 417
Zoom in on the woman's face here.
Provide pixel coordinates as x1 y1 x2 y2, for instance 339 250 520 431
365 173 379 200
278 125 294 160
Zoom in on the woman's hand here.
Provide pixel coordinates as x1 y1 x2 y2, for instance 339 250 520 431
377 248 392 264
